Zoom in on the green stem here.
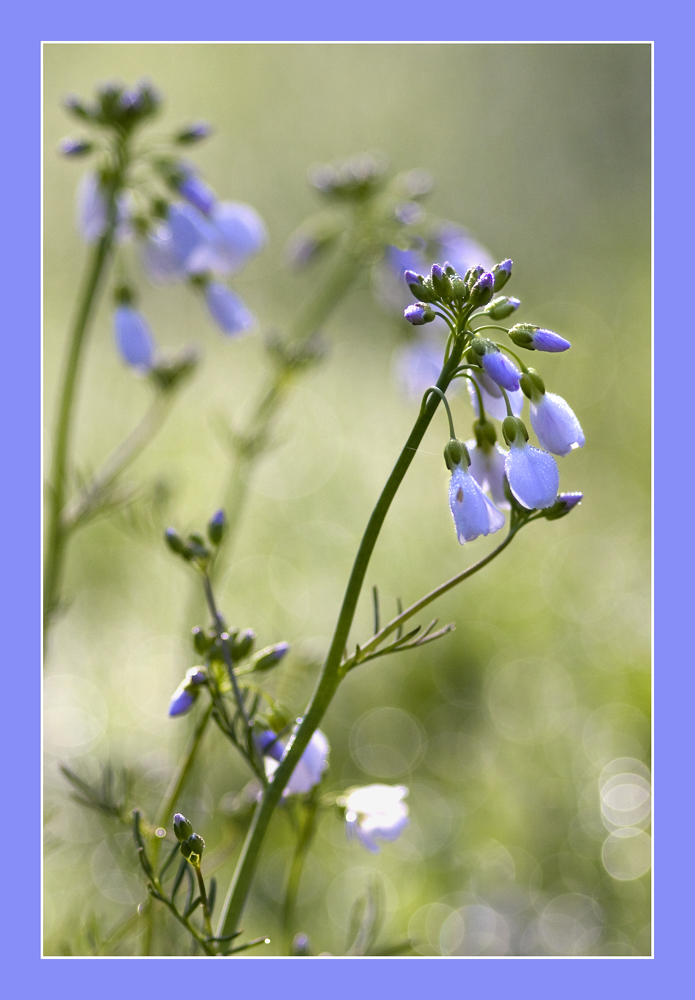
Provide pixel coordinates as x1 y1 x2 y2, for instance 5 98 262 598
282 799 319 953
44 143 129 639
62 388 174 530
141 702 213 956
216 328 469 940
194 863 213 939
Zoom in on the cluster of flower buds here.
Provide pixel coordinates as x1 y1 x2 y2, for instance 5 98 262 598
165 509 227 568
59 81 266 374
308 152 389 202
401 257 584 543
173 812 205 865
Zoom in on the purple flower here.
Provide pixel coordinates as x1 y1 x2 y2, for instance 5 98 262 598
204 283 255 336
466 440 510 509
113 306 156 372
480 347 521 392
449 463 505 543
341 784 409 853
191 202 267 275
504 440 560 509
259 727 330 795
177 170 217 216
467 371 524 422
142 203 213 283
529 392 585 456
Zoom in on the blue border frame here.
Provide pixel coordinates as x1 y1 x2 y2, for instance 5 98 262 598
13 1 685 995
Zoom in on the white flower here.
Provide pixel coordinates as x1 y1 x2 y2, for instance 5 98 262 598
262 728 330 796
341 784 409 853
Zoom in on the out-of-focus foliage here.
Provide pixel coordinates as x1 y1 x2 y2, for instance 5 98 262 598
43 43 650 956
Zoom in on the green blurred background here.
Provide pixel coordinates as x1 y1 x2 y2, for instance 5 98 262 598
43 43 651 956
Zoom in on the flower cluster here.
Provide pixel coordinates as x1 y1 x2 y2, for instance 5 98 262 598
402 258 584 543
60 80 266 378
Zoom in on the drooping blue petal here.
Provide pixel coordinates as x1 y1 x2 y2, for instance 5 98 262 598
262 728 330 795
468 371 523 421
191 202 267 275
177 171 216 216
449 464 505 543
530 392 585 456
481 349 521 392
168 687 195 717
504 441 560 509
466 441 510 509
204 283 256 336
113 306 156 372
76 172 132 244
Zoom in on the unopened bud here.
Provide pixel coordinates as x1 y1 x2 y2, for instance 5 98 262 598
404 302 436 326
207 509 226 546
165 527 189 558
469 272 495 308
181 832 205 863
232 629 256 660
173 813 193 842
250 642 290 672
543 491 583 520
491 259 513 292
485 295 520 321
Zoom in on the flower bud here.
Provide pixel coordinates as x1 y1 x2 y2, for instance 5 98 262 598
491 259 513 292
485 295 520 320
430 263 452 300
469 271 495 308
508 323 537 348
249 642 290 672
465 265 484 290
165 527 189 558
231 629 256 660
186 533 210 561
181 832 205 863
59 137 94 157
404 302 436 326
207 509 226 546
191 626 212 656
174 121 212 145
450 275 468 301
473 418 497 449
173 813 193 842
542 492 583 520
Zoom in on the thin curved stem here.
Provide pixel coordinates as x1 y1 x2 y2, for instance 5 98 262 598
216 318 471 939
421 386 456 439
281 798 319 953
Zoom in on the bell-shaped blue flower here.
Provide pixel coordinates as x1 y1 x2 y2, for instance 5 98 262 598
467 371 523 422
466 440 510 509
504 439 560 509
142 203 213 283
258 727 330 795
113 306 156 373
529 392 585 457
480 346 521 392
449 462 505 543
190 202 267 275
204 283 255 336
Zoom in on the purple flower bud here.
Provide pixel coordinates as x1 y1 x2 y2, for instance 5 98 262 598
529 392 584 456
255 729 284 761
558 491 582 510
177 171 216 216
403 269 423 286
204 283 256 336
176 120 212 144
59 137 93 157
449 463 505 543
529 329 571 352
404 302 435 326
492 259 513 291
469 271 495 307
168 688 195 717
113 306 156 372
480 347 521 392
504 439 560 509
431 263 444 281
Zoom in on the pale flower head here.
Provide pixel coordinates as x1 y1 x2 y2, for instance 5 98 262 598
341 784 409 853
